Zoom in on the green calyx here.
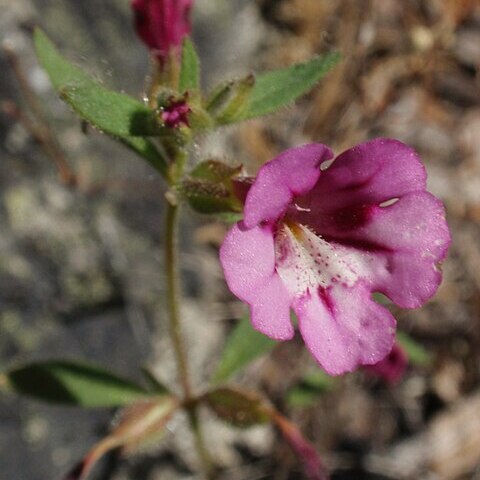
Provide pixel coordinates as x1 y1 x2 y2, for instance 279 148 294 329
181 159 244 214
206 75 256 125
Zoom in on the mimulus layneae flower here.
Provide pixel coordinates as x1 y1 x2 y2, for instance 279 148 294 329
220 139 450 375
131 0 192 64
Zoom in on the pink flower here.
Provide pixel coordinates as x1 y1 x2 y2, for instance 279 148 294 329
220 139 450 375
131 0 193 64
364 343 408 384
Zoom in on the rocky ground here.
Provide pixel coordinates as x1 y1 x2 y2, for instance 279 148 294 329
1 1 480 479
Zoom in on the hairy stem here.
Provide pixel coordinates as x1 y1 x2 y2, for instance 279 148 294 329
165 201 191 398
164 200 214 478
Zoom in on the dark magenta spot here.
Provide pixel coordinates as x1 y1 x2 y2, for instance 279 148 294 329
318 286 335 313
334 204 375 230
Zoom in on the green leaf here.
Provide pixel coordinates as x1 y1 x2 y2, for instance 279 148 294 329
34 29 156 137
34 29 91 89
179 37 200 92
372 292 392 305
242 53 341 120
397 331 432 367
140 367 170 394
2 360 151 407
204 387 270 427
59 84 158 137
212 316 277 383
287 370 336 408
287 388 321 408
33 29 168 176
215 212 243 224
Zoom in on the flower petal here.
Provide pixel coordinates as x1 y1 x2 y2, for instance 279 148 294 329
294 284 396 375
244 144 333 228
309 138 427 212
366 193 450 307
292 139 450 309
250 274 294 340
220 222 275 297
220 222 294 340
356 193 449 254
327 192 450 308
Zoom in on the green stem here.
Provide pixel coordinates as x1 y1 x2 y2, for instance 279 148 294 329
164 200 214 478
187 408 214 477
165 201 191 398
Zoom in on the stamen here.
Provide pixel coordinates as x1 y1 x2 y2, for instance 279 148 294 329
294 204 311 213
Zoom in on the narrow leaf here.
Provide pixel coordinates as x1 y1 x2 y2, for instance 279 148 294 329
397 331 432 366
34 29 91 89
34 29 156 137
4 360 150 407
287 388 322 409
179 37 200 92
287 371 336 408
33 29 168 175
243 53 341 120
215 212 243 224
212 316 276 383
59 84 158 137
140 367 169 394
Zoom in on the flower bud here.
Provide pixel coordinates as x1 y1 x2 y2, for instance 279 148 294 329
131 0 193 65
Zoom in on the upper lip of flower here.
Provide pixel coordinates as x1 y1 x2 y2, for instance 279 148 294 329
220 138 451 375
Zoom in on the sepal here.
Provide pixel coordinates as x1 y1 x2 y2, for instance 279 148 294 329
181 160 243 214
203 387 270 428
206 75 255 125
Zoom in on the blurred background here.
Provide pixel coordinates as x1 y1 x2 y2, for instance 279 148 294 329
1 0 479 478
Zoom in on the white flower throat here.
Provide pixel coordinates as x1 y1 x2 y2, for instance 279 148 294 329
274 223 368 296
